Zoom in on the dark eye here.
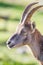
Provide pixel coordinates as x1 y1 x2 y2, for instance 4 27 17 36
21 29 27 35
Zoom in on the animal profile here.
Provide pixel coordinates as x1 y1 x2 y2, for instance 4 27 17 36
6 2 43 65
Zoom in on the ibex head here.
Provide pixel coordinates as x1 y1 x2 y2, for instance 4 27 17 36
6 2 43 48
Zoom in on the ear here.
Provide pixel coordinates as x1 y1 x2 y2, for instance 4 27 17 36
32 22 36 29
31 22 36 33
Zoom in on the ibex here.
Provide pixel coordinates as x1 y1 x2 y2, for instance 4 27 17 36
6 2 43 65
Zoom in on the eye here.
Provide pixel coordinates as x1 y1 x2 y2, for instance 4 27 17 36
21 29 27 35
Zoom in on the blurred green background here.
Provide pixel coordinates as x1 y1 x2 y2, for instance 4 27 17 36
0 0 43 65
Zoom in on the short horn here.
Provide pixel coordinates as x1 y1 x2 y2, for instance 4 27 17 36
25 5 43 22
21 2 38 22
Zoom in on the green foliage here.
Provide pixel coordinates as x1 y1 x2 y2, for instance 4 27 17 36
0 2 24 10
0 46 39 65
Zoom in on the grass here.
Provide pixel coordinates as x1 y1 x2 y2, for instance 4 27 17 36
0 46 39 65
0 2 43 65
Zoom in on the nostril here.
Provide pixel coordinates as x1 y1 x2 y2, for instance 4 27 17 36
8 41 11 45
7 41 11 45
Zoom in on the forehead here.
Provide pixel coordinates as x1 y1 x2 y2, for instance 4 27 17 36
16 22 32 34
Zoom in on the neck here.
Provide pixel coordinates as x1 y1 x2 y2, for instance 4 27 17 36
28 40 40 59
28 29 42 60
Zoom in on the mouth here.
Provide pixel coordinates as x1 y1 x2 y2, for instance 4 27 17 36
6 40 15 49
6 41 15 49
7 44 15 49
7 45 11 49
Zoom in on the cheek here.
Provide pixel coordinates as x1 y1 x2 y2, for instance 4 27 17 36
16 43 24 47
27 35 32 42
28 34 31 38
